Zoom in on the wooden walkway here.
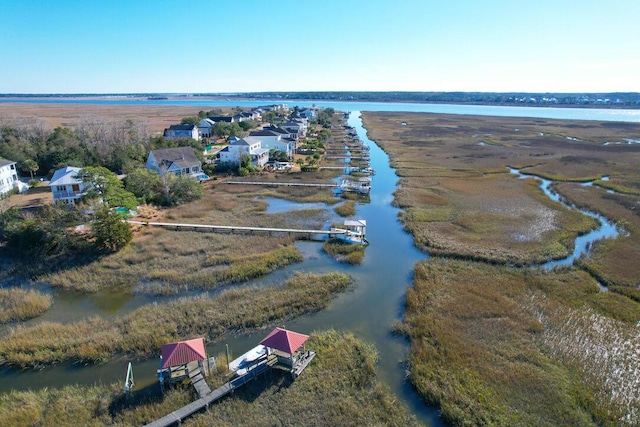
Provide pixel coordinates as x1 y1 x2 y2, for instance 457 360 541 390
188 363 211 399
324 156 369 160
144 355 276 427
226 180 339 188
127 220 348 238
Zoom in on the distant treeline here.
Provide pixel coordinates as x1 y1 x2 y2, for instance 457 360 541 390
3 92 640 106
229 91 640 106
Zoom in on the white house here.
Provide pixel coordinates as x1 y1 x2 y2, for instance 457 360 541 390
281 120 307 139
146 146 206 181
219 137 269 168
198 118 215 138
48 166 86 205
163 124 200 140
0 158 19 197
248 129 296 159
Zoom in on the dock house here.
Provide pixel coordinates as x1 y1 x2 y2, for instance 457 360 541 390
157 338 211 391
259 327 315 378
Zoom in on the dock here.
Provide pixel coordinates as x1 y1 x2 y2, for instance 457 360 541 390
145 355 275 427
226 180 339 188
127 220 351 240
145 327 315 427
187 363 211 398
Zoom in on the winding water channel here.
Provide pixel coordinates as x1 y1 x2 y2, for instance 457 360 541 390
0 110 625 426
509 168 619 269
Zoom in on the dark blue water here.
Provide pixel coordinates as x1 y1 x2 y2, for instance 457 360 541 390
3 97 640 122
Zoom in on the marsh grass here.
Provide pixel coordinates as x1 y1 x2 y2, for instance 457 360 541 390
0 272 351 368
334 200 356 217
7 168 344 296
0 288 52 323
404 258 640 426
363 112 638 272
323 239 366 264
0 330 420 426
553 181 640 287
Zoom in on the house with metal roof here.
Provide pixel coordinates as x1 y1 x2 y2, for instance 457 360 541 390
0 158 20 197
157 337 212 392
259 327 315 378
48 166 86 205
146 147 207 181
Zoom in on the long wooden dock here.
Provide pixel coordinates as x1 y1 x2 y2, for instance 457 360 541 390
144 355 276 427
127 220 348 238
226 180 339 188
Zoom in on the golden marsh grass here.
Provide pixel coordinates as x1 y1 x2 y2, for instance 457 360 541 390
0 288 52 324
0 272 351 368
405 258 640 426
0 330 420 427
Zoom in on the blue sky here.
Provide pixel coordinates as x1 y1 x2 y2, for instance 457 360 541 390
1 0 639 93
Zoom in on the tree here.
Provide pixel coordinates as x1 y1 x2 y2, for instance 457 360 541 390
77 166 137 209
212 122 245 142
124 168 162 204
262 111 277 125
91 205 133 252
167 175 203 205
238 120 257 132
20 159 39 179
180 116 200 126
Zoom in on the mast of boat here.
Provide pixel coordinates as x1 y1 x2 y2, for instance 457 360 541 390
124 361 135 394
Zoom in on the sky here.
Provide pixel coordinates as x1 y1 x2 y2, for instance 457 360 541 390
1 0 639 94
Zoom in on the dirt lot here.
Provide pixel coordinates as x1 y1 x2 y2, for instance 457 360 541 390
3 183 52 210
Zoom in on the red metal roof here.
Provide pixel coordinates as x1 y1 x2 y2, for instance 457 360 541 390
161 338 206 369
259 327 309 354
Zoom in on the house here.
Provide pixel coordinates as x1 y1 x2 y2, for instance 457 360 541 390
146 146 207 181
198 118 215 138
0 158 19 197
249 129 296 159
232 112 253 122
163 124 200 140
208 116 234 123
298 108 316 120
48 166 86 205
219 137 269 168
280 121 306 139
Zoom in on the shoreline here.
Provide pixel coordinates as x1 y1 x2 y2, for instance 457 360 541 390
1 95 638 110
